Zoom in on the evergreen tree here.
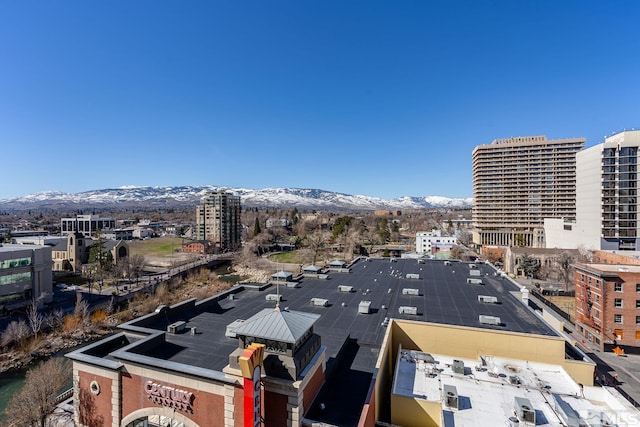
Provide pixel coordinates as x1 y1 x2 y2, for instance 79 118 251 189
253 218 261 236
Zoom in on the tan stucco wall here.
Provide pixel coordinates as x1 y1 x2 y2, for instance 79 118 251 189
391 394 441 427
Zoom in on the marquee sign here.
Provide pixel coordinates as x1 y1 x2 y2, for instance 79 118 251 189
238 343 265 427
144 381 194 413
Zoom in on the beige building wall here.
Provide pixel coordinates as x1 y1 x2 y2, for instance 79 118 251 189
472 135 585 248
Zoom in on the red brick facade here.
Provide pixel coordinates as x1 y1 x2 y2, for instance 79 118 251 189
302 364 325 412
121 373 238 426
592 250 640 266
575 264 640 350
77 371 113 427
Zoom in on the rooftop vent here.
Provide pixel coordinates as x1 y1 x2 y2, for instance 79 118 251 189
398 306 418 315
479 315 501 326
452 360 465 375
167 321 187 334
478 295 498 304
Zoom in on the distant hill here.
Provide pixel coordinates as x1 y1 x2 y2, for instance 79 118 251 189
0 186 472 211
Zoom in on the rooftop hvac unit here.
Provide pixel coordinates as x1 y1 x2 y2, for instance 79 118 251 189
514 397 535 424
479 315 501 326
167 321 187 334
402 288 420 296
452 359 465 375
469 269 481 277
310 298 329 307
338 285 354 293
469 264 477 269
359 300 372 314
467 278 483 284
286 281 300 288
398 306 418 315
478 295 498 304
443 384 459 409
265 294 283 301
406 273 420 280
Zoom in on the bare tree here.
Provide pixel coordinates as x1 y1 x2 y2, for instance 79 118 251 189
26 299 45 340
552 251 576 291
47 309 65 330
4 357 71 427
577 245 594 263
306 231 326 266
74 294 91 327
128 254 146 284
1 319 30 348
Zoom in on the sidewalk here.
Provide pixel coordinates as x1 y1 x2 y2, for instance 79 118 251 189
566 321 640 406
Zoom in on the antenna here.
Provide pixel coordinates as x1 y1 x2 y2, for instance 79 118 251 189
274 263 281 312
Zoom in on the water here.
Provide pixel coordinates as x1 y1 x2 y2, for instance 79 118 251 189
0 341 94 422
0 369 27 421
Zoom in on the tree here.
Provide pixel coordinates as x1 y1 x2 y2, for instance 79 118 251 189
4 357 71 427
1 319 30 348
377 218 390 243
519 253 539 278
306 231 326 266
552 251 576 291
128 254 146 284
331 216 353 239
26 299 45 340
253 218 261 237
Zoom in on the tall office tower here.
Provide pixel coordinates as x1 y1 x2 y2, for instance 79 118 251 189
472 135 585 248
576 130 640 251
194 191 242 252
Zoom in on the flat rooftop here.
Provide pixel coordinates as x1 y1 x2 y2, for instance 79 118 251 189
71 257 562 426
119 258 557 371
393 349 636 426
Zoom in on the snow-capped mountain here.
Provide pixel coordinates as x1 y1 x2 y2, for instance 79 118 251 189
0 186 472 211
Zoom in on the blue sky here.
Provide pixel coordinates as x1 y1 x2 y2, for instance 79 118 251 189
1 1 639 200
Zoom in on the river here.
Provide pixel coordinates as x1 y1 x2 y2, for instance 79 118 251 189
0 265 243 421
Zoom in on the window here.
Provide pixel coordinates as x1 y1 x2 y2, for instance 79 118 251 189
636 331 640 340
615 299 624 308
594 309 600 319
595 295 600 303
637 283 640 292
636 316 640 325
637 300 640 309
615 314 624 324
615 283 623 292
614 329 624 340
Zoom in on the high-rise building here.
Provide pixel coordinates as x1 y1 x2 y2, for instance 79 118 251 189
194 191 242 252
472 135 585 248
577 130 640 251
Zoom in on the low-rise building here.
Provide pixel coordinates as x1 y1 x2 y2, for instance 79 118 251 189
0 243 53 310
415 230 457 255
575 261 640 351
60 214 116 237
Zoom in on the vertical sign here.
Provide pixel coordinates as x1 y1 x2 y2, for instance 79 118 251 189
239 343 265 427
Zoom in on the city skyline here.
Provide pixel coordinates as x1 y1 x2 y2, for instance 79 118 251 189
1 1 639 200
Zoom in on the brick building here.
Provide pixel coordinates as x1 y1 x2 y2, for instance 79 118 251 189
574 261 640 352
67 294 325 426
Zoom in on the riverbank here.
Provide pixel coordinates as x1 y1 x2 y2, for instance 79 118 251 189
0 326 114 374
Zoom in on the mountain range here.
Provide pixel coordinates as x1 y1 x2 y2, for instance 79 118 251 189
0 186 472 211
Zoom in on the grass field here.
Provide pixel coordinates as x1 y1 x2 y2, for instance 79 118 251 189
127 237 184 257
268 249 327 265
